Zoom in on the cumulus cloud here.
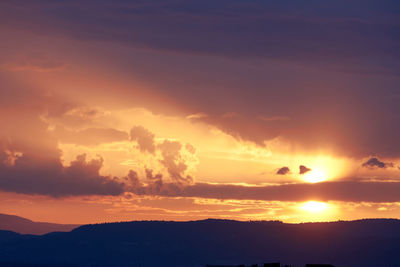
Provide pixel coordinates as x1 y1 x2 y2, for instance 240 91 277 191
0 152 125 197
362 157 394 169
3 144 400 203
0 88 128 197
123 167 182 197
145 168 163 194
299 165 311 175
185 143 196 154
276 167 290 175
158 140 193 184
130 126 156 154
124 170 142 189
129 126 196 184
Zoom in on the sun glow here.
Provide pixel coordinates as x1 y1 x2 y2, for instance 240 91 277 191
303 168 327 183
301 201 328 213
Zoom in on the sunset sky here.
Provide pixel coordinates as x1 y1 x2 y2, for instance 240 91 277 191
1 0 400 224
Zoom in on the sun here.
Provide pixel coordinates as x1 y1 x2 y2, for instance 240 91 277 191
303 168 327 183
301 201 328 213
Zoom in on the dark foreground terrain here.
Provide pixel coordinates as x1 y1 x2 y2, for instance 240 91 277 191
0 218 399 267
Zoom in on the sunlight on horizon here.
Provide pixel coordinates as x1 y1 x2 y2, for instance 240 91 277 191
300 201 328 213
303 168 327 183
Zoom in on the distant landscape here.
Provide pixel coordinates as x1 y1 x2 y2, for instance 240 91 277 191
1 215 400 267
0 214 80 235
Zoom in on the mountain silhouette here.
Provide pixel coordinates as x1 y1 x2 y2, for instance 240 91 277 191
0 218 399 266
0 213 79 235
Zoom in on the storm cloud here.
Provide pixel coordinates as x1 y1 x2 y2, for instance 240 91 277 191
362 157 394 169
276 167 290 175
2 148 400 203
299 165 312 175
1 0 398 69
125 178 400 203
1 0 400 158
0 152 125 197
178 181 400 203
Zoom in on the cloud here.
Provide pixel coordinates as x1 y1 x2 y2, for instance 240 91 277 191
144 168 164 194
189 112 286 145
1 53 65 72
276 167 290 175
158 140 193 184
167 181 400 203
299 165 311 175
129 126 196 184
0 152 125 197
2 0 398 71
43 106 111 130
124 167 183 196
124 178 400 203
55 126 129 146
130 126 156 154
2 1 400 159
3 141 400 204
185 143 196 154
362 157 394 169
0 87 131 197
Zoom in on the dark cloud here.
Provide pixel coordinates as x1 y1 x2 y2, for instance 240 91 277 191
0 84 130 197
362 157 394 169
276 167 290 175
2 0 400 159
124 168 182 196
299 165 311 175
0 152 125 197
3 143 400 203
177 181 400 203
1 0 399 71
189 113 286 145
125 179 400 203
130 126 156 154
0 86 128 197
145 168 163 194
124 170 142 189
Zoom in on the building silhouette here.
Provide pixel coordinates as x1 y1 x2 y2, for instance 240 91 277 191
206 263 334 267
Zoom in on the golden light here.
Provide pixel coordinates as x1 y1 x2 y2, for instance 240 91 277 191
303 168 327 183
301 201 328 213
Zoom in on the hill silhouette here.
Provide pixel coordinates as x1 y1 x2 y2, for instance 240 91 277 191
0 213 79 235
0 218 399 266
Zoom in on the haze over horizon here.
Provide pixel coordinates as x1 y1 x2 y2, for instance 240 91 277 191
1 0 400 225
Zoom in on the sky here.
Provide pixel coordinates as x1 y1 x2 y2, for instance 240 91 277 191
1 0 400 224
